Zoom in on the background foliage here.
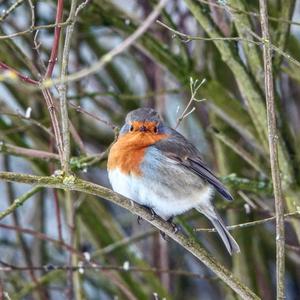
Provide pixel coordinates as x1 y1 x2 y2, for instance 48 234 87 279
0 0 300 299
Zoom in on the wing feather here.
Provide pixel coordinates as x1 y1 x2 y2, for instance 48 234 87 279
153 128 233 201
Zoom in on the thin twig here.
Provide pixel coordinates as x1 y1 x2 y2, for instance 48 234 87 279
157 20 260 44
0 110 53 137
0 61 38 85
157 19 300 70
58 2 81 298
194 212 299 232
92 229 156 258
0 223 79 255
0 260 217 281
26 0 35 28
175 77 206 128
45 0 64 78
0 0 25 22
210 127 267 176
248 30 300 69
197 0 300 27
58 0 77 174
0 186 42 221
52 189 64 242
42 0 169 87
0 142 59 161
0 21 70 40
259 1 285 298
68 102 116 130
41 88 64 163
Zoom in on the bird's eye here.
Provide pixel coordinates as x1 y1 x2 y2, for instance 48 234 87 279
130 125 134 132
154 126 158 133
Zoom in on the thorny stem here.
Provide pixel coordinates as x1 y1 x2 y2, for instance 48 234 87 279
259 0 286 298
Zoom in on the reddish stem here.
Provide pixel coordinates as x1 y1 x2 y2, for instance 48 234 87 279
45 0 64 78
0 223 78 255
0 61 38 85
53 189 64 242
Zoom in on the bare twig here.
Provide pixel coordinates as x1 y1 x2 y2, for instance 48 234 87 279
210 127 267 176
0 223 79 255
68 102 116 130
157 20 260 44
0 110 53 137
157 19 300 70
41 88 64 162
194 212 299 232
0 21 70 40
197 0 300 27
45 0 64 78
259 1 285 298
42 0 169 87
0 186 42 221
0 61 38 85
0 0 25 22
0 260 217 281
58 0 78 174
0 142 59 161
175 77 206 128
26 0 35 28
248 30 300 69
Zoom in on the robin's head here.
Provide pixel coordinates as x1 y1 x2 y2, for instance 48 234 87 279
120 108 164 135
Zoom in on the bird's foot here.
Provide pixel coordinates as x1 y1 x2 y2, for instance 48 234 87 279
137 206 157 224
159 231 168 240
167 217 180 234
149 207 157 221
159 218 180 240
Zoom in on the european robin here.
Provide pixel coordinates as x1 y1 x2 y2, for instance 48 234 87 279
107 108 240 255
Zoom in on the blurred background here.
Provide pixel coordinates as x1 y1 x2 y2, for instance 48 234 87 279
0 0 300 299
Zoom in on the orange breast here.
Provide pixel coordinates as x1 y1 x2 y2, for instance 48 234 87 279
107 132 168 176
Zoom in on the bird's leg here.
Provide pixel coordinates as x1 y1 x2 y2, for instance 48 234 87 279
148 207 157 220
137 216 143 224
159 217 180 240
166 217 179 234
137 206 157 224
159 231 168 240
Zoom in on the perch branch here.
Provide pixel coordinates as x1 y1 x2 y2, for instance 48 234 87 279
0 171 259 300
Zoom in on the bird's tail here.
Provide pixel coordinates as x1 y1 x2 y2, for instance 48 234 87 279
196 207 240 255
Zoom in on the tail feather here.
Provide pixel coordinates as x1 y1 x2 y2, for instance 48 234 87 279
197 208 240 255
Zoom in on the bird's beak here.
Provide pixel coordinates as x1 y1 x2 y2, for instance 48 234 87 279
139 125 147 132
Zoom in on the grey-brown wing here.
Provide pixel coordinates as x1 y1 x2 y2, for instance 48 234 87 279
153 128 233 201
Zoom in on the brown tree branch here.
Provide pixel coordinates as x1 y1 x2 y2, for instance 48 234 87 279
259 0 286 298
0 171 259 300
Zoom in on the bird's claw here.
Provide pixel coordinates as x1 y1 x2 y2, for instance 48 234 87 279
160 230 168 240
137 216 143 224
149 208 156 221
167 217 180 234
170 222 179 234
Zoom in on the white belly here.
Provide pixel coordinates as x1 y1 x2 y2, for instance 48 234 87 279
108 168 214 220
